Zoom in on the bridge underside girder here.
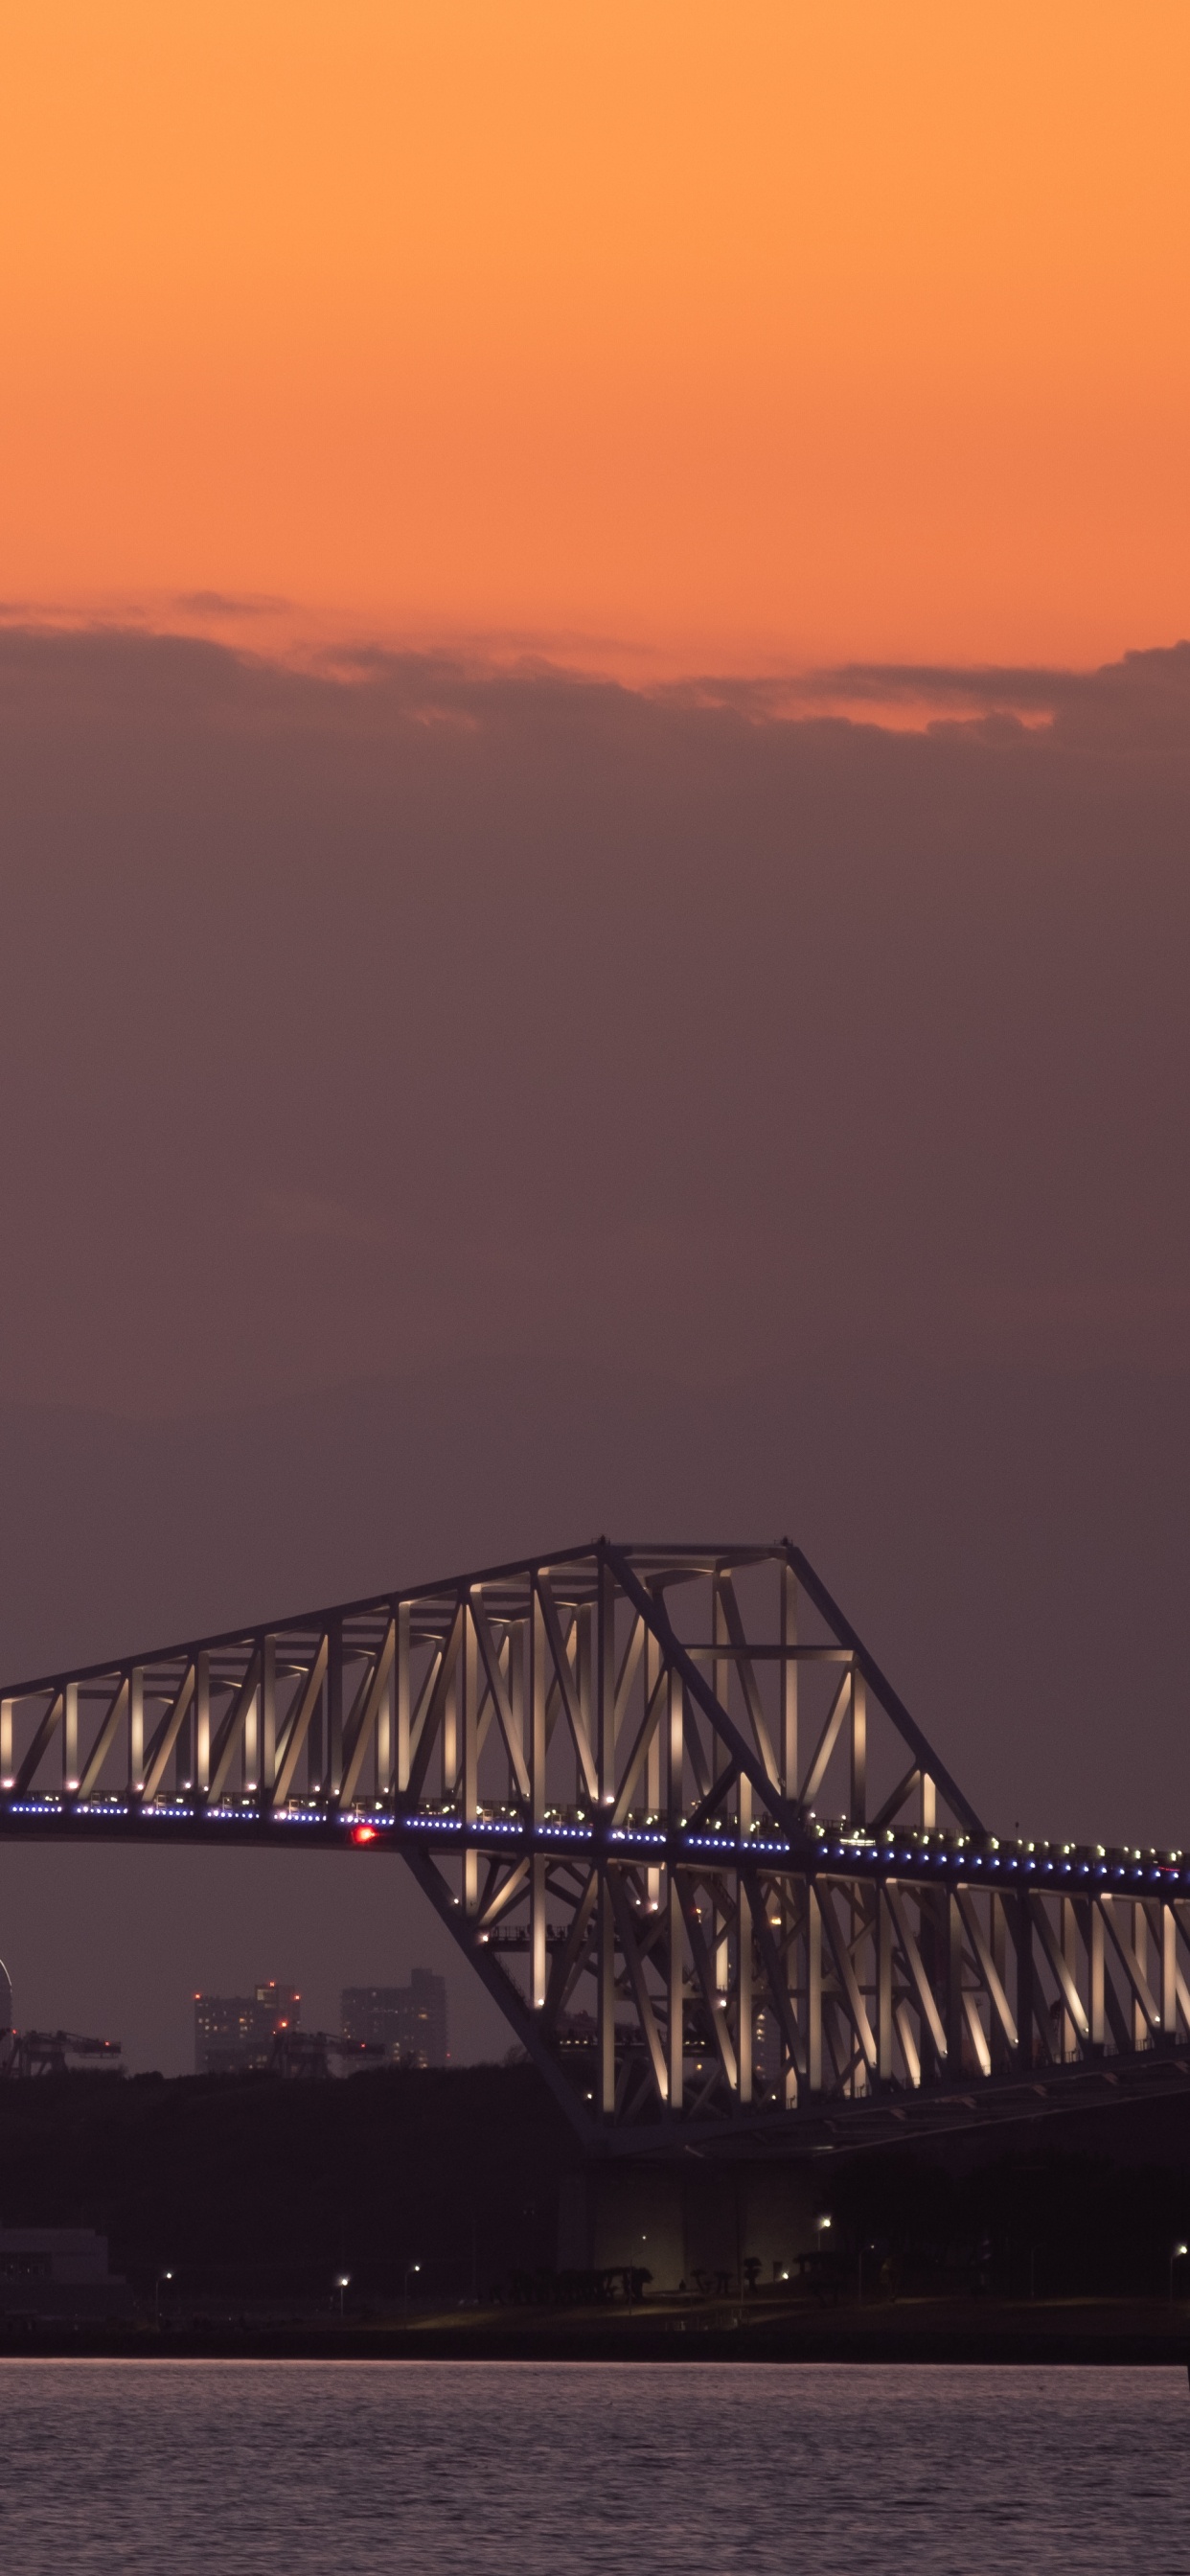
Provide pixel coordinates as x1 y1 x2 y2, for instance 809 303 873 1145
1 1538 1185 2145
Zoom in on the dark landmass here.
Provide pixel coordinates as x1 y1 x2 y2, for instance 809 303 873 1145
2 2062 1190 2362
0 2063 574 2308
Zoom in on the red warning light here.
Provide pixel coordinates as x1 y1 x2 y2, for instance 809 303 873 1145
352 1824 378 1846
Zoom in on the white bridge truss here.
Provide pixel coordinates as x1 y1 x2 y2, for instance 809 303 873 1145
1 1539 1186 2144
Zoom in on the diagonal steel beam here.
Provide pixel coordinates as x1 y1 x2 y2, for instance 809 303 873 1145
606 1547 808 1839
76 1678 129 1803
14 1694 62 1798
787 1546 983 1834
140 1666 196 1803
536 1574 599 1803
469 1594 529 1800
799 1669 853 1809
400 1841 594 2142
270 1639 329 1806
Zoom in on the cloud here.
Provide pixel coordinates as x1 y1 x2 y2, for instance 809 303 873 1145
0 623 1185 1414
661 640 1190 740
172 590 290 619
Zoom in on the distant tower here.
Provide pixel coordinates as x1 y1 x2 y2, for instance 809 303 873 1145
341 1968 447 2067
194 1980 302 2075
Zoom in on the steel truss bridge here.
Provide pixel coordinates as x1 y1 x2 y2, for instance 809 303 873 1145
0 1539 1185 2150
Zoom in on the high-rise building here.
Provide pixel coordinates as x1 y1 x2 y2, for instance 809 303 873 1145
340 1970 447 2068
194 1981 302 2075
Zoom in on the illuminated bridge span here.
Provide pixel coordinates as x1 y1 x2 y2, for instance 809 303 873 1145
1 1539 1185 2147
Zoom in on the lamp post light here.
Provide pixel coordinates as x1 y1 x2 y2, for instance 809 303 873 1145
1169 2243 1187 2306
812 2216 832 2298
335 2272 351 2322
154 2268 172 2326
403 2261 421 2321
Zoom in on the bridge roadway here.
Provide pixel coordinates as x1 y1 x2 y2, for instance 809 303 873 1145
1 1789 1184 1901
0 1540 1183 2146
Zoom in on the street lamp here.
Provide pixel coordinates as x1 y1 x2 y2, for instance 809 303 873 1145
812 2218 832 2292
1169 2243 1187 2305
154 2268 172 2326
403 2261 421 2320
335 2272 351 2321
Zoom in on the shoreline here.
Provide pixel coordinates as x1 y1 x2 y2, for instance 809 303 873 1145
3 2298 1189 2365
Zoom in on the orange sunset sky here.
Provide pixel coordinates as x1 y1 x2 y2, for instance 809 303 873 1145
2 0 1188 673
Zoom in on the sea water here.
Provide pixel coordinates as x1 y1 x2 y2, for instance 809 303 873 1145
0 2358 1183 2572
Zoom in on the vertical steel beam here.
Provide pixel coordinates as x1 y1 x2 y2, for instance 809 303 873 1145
851 1673 867 1827
530 1586 546 1827
396 1601 411 1794
462 1605 478 1915
877 1885 894 2082
990 1893 1010 2070
915 1890 941 2082
667 1871 684 2111
128 1667 144 1794
713 1576 742 1842
644 1623 662 1906
736 1869 753 2105
374 1622 393 1799
1133 1902 1149 2051
710 1576 731 1978
62 1683 79 1791
667 1667 684 1825
440 1666 457 1799
665 1658 686 2096
530 1585 547 2011
194 1651 210 1796
242 1659 260 1793
307 1641 323 1793
780 1560 798 1799
260 1633 276 1798
174 1671 193 1794
0 1698 11 1788
597 1868 617 2117
784 1886 801 2108
712 1574 729 1716
1061 1897 1079 2060
1087 1898 1105 2048
807 1882 823 2093
326 1617 343 1800
576 1605 593 1799
1161 1902 1179 2036
597 1556 616 1807
1013 1894 1035 2070
529 1856 548 2016
507 1615 525 1808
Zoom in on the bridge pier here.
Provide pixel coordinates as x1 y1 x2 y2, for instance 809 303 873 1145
557 2159 821 2297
